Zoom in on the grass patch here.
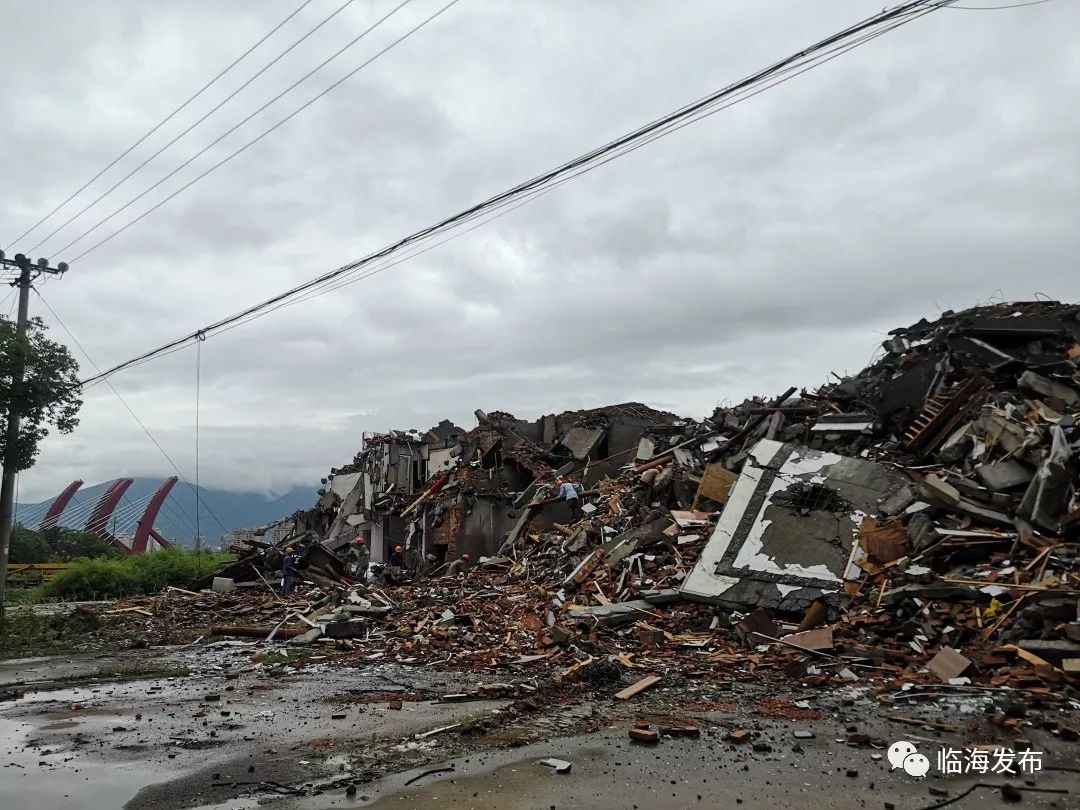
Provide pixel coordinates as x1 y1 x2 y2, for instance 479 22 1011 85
454 710 498 735
0 605 104 659
258 648 315 666
88 660 191 682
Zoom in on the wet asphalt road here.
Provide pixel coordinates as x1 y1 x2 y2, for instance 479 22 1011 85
2 646 1078 809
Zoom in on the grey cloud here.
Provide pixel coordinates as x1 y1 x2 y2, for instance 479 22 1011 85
6 0 1080 505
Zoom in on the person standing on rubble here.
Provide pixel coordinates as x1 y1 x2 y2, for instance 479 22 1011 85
555 477 584 521
347 538 370 582
281 547 298 596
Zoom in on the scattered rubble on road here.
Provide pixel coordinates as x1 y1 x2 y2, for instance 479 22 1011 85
95 298 1080 699
7 299 1080 808
58 300 1080 792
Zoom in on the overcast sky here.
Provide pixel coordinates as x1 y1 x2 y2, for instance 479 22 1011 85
2 0 1078 503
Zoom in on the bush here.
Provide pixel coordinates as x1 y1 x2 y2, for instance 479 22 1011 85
39 550 233 601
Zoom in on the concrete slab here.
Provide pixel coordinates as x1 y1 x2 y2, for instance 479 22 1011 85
1018 371 1080 406
680 440 909 614
559 427 606 460
975 459 1034 492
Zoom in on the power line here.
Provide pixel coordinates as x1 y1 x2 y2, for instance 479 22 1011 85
228 5 934 326
947 0 1050 8
0 288 16 314
7 0 317 248
26 0 363 257
33 289 221 534
159 497 199 536
75 19 913 388
57 0 430 262
77 0 954 389
76 2 932 383
108 493 155 533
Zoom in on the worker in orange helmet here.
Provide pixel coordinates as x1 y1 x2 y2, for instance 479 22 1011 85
386 544 407 586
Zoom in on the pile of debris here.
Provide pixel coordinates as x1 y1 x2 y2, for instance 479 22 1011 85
100 301 1079 708
203 533 357 593
674 299 1080 685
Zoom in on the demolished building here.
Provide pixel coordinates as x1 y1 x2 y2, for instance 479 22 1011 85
183 299 1079 699
312 403 689 568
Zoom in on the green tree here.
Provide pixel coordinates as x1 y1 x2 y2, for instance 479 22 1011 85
41 526 116 561
0 315 82 472
8 524 49 563
7 525 115 564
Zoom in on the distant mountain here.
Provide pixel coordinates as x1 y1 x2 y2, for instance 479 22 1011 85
14 477 316 547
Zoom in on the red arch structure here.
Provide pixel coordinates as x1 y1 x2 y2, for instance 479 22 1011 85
39 479 83 530
42 477 182 554
85 478 135 552
132 477 178 553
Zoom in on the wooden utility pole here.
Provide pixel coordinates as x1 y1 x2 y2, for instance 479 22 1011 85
0 251 68 618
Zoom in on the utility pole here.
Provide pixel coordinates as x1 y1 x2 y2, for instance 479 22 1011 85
0 251 68 619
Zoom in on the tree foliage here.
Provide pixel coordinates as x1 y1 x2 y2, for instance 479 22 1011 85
9 525 49 563
43 525 117 560
8 524 117 563
0 315 82 473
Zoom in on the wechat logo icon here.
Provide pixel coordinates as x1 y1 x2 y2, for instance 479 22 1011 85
888 741 930 778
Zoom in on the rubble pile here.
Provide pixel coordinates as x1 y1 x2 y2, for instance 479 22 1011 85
100 301 1079 709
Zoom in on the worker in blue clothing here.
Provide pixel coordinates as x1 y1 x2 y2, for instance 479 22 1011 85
281 546 298 595
385 545 407 585
555 477 584 521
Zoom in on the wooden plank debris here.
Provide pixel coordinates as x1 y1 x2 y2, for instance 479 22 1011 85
779 627 833 651
614 674 662 700
692 464 739 508
927 646 972 682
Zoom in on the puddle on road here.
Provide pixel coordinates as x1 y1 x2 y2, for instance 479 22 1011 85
0 714 173 810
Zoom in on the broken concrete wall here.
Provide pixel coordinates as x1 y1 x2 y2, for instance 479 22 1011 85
500 459 535 492
327 475 366 545
681 439 909 614
383 440 429 493
428 447 457 479
329 472 361 500
353 519 383 563
608 415 670 463
455 498 516 560
428 500 465 557
425 419 464 446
